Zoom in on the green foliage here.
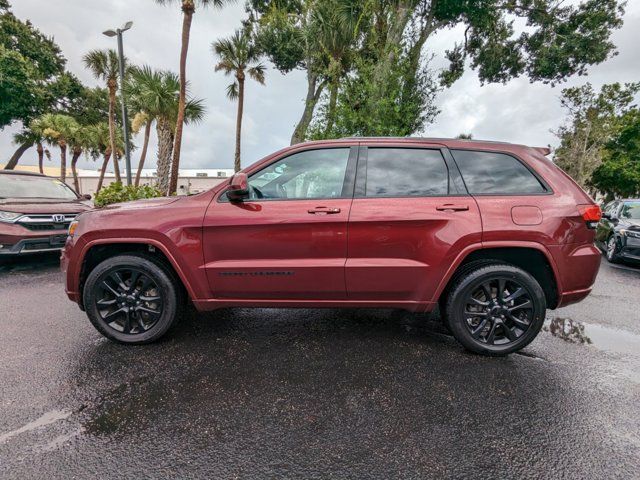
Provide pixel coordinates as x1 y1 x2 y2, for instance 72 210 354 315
591 110 640 199
93 182 165 207
0 5 67 129
309 53 439 138
553 82 640 191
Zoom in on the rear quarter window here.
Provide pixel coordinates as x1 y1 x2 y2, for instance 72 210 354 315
451 150 547 195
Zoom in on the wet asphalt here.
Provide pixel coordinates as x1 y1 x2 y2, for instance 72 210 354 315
0 254 639 479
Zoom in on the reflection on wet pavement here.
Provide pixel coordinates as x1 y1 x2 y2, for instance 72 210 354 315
545 316 640 356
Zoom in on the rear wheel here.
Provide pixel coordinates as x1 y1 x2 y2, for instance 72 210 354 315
445 264 546 355
83 254 180 344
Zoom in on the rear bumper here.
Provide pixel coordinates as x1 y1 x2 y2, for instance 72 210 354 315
550 243 601 308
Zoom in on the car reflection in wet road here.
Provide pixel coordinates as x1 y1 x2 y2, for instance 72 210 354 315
0 253 639 478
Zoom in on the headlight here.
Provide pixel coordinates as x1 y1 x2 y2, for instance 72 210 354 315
0 210 21 223
68 220 79 237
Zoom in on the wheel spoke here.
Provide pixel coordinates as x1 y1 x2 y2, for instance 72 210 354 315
139 275 153 294
465 308 488 318
122 311 132 334
506 312 530 331
97 298 117 307
469 297 489 307
485 321 498 344
137 317 147 332
103 307 125 322
509 299 532 311
480 282 493 301
128 271 141 292
502 324 517 341
497 278 506 302
110 272 127 292
101 281 119 297
139 295 161 302
504 288 525 303
471 319 488 339
138 305 160 316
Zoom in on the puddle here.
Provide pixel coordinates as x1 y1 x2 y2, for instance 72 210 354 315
545 317 640 356
0 409 72 444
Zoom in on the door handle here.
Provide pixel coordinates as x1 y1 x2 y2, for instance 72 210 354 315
308 206 341 214
436 204 469 212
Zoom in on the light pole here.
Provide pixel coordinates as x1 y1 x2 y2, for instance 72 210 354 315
103 21 133 186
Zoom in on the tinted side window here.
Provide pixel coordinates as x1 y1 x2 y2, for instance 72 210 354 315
365 148 448 197
451 150 547 194
247 148 350 200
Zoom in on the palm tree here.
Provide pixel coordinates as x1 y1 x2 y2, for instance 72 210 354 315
82 49 123 183
11 129 45 173
131 112 152 186
155 0 228 194
213 29 265 172
30 114 79 182
126 65 205 193
67 125 95 193
85 122 123 192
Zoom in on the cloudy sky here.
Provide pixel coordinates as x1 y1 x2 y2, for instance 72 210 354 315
2 0 639 172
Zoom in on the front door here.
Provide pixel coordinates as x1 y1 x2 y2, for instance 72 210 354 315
345 145 482 307
202 146 357 300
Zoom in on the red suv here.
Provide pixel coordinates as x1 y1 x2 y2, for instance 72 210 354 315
61 138 602 355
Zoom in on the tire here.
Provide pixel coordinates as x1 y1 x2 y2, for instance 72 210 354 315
605 235 621 263
445 263 546 356
83 254 181 344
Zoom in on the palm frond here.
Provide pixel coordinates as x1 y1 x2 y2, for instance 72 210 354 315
226 81 239 100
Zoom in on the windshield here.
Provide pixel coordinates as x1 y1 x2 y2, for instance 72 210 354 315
620 201 640 220
0 175 78 200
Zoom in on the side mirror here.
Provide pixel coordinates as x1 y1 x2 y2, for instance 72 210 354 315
227 173 249 201
81 193 92 200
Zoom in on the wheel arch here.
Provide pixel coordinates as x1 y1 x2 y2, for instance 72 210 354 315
435 243 560 310
78 239 193 310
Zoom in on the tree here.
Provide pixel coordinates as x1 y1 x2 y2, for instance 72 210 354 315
131 112 152 186
67 124 94 193
252 0 625 142
125 65 205 192
30 113 79 182
154 0 230 195
82 49 123 183
213 29 266 172
591 110 640 199
553 82 639 192
1 2 69 168
85 122 124 193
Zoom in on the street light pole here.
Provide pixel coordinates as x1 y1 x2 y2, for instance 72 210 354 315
103 22 133 186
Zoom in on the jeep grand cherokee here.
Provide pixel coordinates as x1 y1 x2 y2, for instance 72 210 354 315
61 138 602 355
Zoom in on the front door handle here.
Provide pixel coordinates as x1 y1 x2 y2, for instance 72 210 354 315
308 206 341 214
436 204 469 212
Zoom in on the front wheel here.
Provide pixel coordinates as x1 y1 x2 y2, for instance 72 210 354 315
83 254 180 344
605 235 621 263
445 264 546 356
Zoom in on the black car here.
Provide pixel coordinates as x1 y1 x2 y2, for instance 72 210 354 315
595 199 640 263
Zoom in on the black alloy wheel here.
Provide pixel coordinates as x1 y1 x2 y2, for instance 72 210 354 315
96 267 163 335
463 277 534 346
445 264 546 355
83 254 180 344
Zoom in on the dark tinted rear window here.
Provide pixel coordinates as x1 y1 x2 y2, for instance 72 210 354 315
451 150 546 194
365 148 448 197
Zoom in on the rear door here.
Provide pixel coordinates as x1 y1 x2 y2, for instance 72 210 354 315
345 144 482 306
202 146 357 300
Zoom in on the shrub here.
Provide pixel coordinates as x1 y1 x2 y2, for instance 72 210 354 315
94 182 164 207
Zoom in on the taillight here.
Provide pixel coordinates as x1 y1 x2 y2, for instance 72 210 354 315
577 204 601 229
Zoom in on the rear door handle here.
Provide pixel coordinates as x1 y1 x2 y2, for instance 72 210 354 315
308 206 341 214
436 204 469 212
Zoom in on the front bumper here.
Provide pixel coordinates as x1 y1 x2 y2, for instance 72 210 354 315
0 234 68 255
619 235 640 261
